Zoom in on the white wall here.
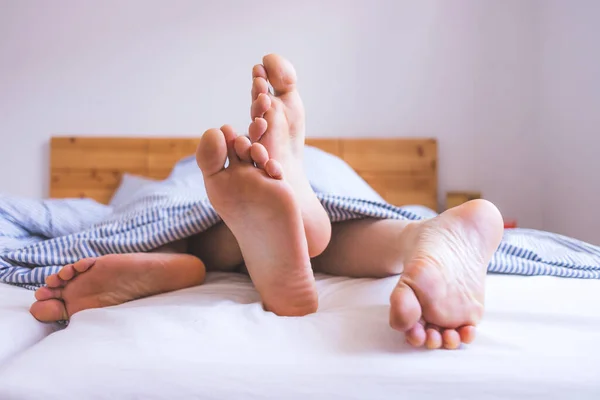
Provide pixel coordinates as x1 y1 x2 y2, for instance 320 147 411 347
537 0 600 244
0 1 549 231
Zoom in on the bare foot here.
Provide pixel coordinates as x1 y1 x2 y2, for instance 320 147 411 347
389 200 504 349
196 125 318 316
29 253 206 322
249 54 331 257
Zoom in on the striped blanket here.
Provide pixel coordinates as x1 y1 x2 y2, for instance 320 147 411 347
1 150 599 289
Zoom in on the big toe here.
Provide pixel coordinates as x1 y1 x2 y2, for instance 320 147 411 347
30 299 68 322
196 128 228 176
262 54 298 96
389 280 422 332
405 322 426 347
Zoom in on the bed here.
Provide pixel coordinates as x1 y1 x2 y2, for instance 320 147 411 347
0 136 598 399
0 284 60 365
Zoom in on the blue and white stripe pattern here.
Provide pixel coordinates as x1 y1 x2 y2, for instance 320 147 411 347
1 189 599 289
1 147 600 288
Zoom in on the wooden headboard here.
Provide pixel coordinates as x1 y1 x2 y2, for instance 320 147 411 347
50 137 438 210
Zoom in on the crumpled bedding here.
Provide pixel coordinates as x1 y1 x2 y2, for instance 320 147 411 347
1 146 599 288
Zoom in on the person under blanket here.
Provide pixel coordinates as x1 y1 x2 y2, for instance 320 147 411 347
29 54 504 350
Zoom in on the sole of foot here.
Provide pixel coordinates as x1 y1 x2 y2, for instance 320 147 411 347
30 253 206 322
196 125 318 316
389 199 504 349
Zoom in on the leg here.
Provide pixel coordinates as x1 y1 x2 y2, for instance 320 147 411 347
187 223 243 272
312 219 409 278
313 200 504 350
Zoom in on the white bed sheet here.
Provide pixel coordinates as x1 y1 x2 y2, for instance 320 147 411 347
0 273 598 399
0 284 59 365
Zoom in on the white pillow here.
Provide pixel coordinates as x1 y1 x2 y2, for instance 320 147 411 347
303 146 438 217
303 146 385 203
109 173 157 208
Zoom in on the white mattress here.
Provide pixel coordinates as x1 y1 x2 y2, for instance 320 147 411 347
0 284 60 364
0 273 598 399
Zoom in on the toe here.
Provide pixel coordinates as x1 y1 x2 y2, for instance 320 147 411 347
30 299 68 322
251 93 271 119
72 257 97 273
457 325 477 344
250 143 269 169
442 329 462 350
389 279 422 332
252 64 267 79
425 326 443 349
57 264 76 281
220 124 237 143
248 117 267 142
45 273 66 288
234 136 252 162
264 159 283 180
252 77 269 101
220 125 240 163
405 322 426 347
262 54 298 96
34 287 62 301
196 128 228 176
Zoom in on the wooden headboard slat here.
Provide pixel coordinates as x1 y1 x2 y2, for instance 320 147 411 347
304 139 342 158
341 139 437 173
50 137 438 210
51 170 124 189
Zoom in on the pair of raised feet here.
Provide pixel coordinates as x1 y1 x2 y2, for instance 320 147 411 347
199 55 503 348
196 54 332 316
30 54 504 350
